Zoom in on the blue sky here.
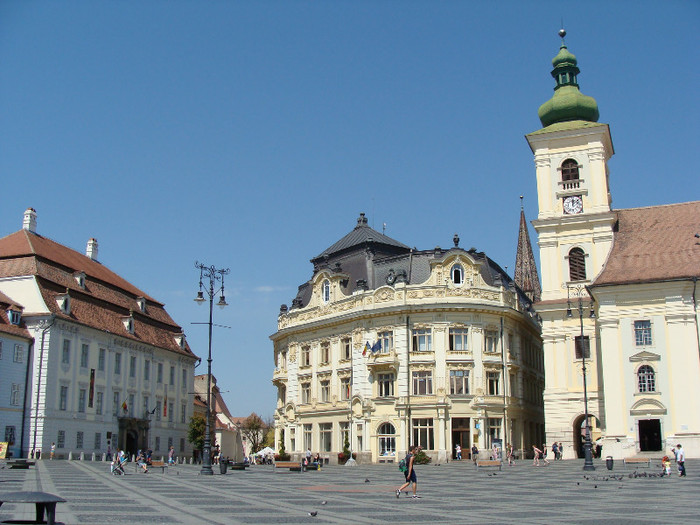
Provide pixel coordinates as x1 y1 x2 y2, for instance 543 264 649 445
1 1 698 418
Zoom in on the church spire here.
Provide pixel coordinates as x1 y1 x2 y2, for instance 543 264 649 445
514 196 541 303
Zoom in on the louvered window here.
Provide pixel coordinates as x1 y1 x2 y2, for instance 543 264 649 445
561 159 580 181
568 248 586 281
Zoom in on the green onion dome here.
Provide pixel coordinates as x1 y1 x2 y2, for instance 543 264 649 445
538 34 599 127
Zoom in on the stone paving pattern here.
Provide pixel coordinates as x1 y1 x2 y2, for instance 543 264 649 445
0 458 697 524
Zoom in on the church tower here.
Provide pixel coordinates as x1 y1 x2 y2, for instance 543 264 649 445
526 30 615 457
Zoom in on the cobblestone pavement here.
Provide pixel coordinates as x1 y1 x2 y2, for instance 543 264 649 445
0 458 697 524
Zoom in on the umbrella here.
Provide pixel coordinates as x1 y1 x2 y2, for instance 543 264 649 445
256 447 274 456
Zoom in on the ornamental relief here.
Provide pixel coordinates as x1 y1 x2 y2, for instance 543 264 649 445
288 348 297 363
375 289 395 302
411 364 434 372
433 326 446 333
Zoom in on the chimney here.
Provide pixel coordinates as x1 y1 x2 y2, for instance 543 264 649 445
23 208 37 233
86 238 99 260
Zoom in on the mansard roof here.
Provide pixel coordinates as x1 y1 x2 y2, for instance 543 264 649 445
593 201 700 286
0 228 195 359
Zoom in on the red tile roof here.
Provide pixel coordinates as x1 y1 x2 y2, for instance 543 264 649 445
0 292 32 341
594 201 700 286
0 229 196 359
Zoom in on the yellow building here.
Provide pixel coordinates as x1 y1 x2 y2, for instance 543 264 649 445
529 32 700 458
271 214 544 464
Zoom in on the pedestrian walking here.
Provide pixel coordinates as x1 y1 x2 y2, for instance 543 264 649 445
506 443 515 466
50 442 55 460
675 444 686 477
396 445 420 499
552 442 559 460
492 444 499 461
471 444 479 465
455 444 462 460
559 442 564 459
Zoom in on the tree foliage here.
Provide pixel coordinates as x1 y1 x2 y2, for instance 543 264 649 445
241 412 267 453
188 415 206 451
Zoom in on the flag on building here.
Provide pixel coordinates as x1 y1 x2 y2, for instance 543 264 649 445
363 342 370 356
121 400 127 413
371 340 382 354
164 395 168 417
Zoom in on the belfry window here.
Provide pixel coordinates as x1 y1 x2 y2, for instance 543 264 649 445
561 159 580 181
568 248 587 281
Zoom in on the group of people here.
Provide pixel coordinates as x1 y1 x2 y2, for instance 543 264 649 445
667 443 686 477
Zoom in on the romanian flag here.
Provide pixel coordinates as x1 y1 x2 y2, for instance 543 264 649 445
363 342 370 356
121 400 127 412
164 395 167 417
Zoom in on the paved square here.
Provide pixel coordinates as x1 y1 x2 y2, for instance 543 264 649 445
0 458 697 524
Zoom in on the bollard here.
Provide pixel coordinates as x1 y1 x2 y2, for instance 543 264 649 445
91 452 96 461
68 452 73 461
102 453 107 462
80 452 84 461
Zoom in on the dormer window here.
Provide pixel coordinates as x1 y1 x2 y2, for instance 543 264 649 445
174 334 186 349
451 264 464 286
321 279 330 304
561 159 580 181
122 312 135 334
8 309 21 325
73 272 86 289
56 292 71 315
137 297 147 313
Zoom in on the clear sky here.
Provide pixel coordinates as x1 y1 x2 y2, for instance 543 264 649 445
1 1 698 419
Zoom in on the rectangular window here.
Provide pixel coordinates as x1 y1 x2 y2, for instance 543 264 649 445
98 348 105 371
487 371 500 395
94 432 101 450
302 345 311 367
80 344 89 368
128 394 135 417
303 424 313 451
60 386 68 411
155 436 160 451
412 371 433 395
62 340 70 364
5 426 16 445
76 431 84 449
155 401 162 421
449 370 469 395
170 366 175 385
320 380 330 402
484 331 499 353
412 329 432 352
634 320 652 346
113 391 120 416
301 382 311 404
181 369 187 390
142 396 149 418
342 338 351 360
57 430 65 448
95 392 103 415
13 345 23 363
449 328 469 351
144 360 150 381
181 403 187 424
574 336 591 359
319 423 332 452
320 343 330 364
10 384 21 406
129 356 136 378
340 377 351 400
168 402 174 422
168 437 173 449
378 331 393 354
412 418 434 450
78 389 86 413
487 418 502 445
114 353 121 375
378 373 395 397
157 363 163 383
180 438 185 451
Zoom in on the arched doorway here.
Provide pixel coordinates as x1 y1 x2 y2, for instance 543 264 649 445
377 422 396 459
573 415 601 458
126 430 138 456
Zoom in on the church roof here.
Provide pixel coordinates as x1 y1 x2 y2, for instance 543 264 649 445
593 201 700 286
514 204 541 302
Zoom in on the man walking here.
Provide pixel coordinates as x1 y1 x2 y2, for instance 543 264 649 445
397 445 420 499
676 444 686 477
455 443 461 460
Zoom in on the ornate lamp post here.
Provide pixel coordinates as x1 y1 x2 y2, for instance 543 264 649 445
567 284 596 471
194 262 229 475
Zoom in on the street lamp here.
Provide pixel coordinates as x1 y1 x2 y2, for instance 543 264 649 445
194 261 229 475
567 284 596 471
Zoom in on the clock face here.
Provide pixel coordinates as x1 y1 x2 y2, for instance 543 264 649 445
563 195 583 215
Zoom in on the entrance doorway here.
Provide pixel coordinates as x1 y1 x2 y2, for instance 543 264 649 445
638 419 662 451
573 415 601 458
451 418 470 459
126 431 138 456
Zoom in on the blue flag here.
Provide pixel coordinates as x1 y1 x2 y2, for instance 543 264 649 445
371 340 382 353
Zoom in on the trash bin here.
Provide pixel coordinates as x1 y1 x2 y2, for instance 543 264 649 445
220 461 228 474
606 456 613 471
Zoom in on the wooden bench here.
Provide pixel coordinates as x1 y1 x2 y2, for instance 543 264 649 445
623 457 651 468
150 460 168 473
274 461 302 471
0 491 66 525
476 459 502 471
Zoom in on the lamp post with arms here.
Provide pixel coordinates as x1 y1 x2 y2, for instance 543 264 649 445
194 262 229 475
567 284 596 471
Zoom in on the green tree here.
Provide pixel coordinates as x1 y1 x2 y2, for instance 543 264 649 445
241 412 267 453
187 415 206 451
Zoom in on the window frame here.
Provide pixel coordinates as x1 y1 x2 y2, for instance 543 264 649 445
634 320 653 346
449 369 470 395
412 370 433 395
449 328 469 351
412 328 432 352
568 247 587 281
637 365 656 393
378 372 395 397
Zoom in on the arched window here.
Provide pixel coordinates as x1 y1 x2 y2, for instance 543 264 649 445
321 280 330 303
568 248 586 281
378 422 396 456
451 264 464 285
561 159 580 181
638 365 655 393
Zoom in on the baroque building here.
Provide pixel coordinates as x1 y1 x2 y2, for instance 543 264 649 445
0 209 199 459
529 32 700 458
271 214 544 463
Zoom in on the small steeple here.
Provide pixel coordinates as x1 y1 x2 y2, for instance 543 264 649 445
537 29 599 127
514 196 541 303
